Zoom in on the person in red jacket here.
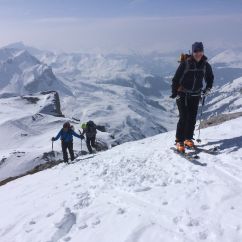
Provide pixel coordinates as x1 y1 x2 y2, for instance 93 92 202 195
170 42 214 152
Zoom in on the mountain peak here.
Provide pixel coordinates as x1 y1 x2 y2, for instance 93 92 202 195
4 41 26 49
2 42 49 58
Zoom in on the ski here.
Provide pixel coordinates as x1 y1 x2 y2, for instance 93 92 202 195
69 154 98 164
77 154 97 161
186 146 219 155
170 147 207 166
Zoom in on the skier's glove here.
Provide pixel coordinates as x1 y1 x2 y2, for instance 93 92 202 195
169 93 177 99
51 137 55 141
202 88 211 96
80 135 85 140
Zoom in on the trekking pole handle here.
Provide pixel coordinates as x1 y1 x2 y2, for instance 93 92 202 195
202 95 206 106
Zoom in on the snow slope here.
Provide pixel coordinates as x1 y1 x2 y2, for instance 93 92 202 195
204 76 242 117
0 117 241 242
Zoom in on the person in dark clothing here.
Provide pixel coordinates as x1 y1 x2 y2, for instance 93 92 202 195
52 122 84 163
81 120 97 154
170 42 214 152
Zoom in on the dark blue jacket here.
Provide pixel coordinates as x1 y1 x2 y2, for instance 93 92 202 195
54 128 81 143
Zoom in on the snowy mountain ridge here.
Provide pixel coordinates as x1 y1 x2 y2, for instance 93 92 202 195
210 49 242 69
0 47 71 96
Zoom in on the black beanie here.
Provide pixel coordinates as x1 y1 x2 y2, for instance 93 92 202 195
192 42 204 53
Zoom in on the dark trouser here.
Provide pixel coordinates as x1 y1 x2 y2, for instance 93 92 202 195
86 136 96 154
176 95 200 142
61 141 74 163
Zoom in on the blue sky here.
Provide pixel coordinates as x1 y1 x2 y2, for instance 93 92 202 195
1 0 242 18
0 0 242 52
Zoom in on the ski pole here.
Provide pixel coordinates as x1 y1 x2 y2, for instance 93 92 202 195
79 129 85 155
196 95 206 143
51 140 55 158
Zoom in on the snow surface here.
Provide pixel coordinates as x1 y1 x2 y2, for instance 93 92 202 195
0 117 242 242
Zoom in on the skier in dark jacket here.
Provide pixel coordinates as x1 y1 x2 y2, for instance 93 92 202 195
170 42 214 152
81 120 97 154
52 122 84 163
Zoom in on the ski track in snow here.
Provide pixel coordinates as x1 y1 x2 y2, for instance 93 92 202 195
0 117 242 242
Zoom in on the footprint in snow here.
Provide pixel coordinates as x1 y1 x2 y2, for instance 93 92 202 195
46 212 54 218
187 218 200 227
162 201 168 206
134 187 151 192
117 208 126 214
236 225 241 231
200 205 210 211
48 208 76 242
174 179 181 184
23 220 36 233
91 218 101 226
203 180 214 185
74 192 91 209
199 231 208 240
29 220 36 225
172 217 180 225
63 236 71 242
79 223 88 230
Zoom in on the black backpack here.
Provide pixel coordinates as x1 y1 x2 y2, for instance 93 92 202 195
86 121 96 135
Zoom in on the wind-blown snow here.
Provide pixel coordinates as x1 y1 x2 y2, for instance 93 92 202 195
0 117 241 242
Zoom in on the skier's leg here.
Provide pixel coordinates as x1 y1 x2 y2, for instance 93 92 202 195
185 96 200 140
176 96 187 142
61 141 68 163
91 136 96 148
86 137 93 154
68 141 75 161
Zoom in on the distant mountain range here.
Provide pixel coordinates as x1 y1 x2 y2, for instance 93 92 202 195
1 42 242 144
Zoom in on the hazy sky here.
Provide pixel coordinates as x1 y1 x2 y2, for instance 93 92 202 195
0 0 242 53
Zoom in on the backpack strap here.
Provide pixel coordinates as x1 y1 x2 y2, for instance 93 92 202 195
179 59 207 84
179 60 190 84
202 61 207 77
